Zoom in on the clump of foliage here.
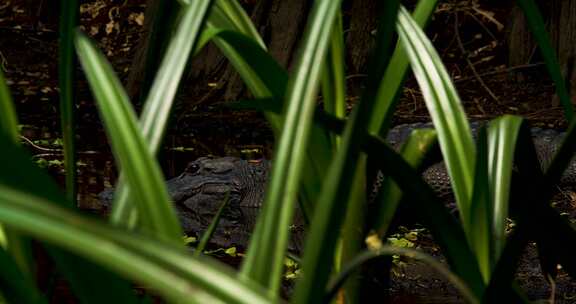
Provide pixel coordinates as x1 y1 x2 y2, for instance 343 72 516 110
1 0 576 303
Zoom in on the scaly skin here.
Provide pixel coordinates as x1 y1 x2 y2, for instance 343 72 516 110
100 123 572 250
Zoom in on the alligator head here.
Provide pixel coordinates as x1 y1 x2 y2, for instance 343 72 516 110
100 156 273 249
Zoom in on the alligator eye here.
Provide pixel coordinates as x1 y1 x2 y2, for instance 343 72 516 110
186 163 200 174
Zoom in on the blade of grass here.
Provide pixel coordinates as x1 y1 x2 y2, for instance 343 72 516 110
321 10 346 145
204 7 334 219
484 227 531 303
0 133 143 304
371 128 438 236
0 134 271 304
194 192 231 257
0 69 18 141
292 2 401 303
236 94 485 297
75 31 182 243
111 0 213 227
368 0 439 135
212 0 266 49
487 117 522 260
516 0 574 121
324 246 479 304
397 5 476 233
363 135 485 297
239 0 343 297
130 0 180 105
0 61 34 276
0 246 46 304
0 187 271 304
58 0 79 206
205 28 331 221
318 10 352 301
468 126 492 282
511 122 576 283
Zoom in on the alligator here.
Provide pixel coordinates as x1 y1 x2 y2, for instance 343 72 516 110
99 122 575 251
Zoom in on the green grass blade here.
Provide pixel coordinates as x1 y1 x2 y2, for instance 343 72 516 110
0 133 140 304
236 96 485 297
468 117 524 283
0 69 18 141
371 129 438 236
484 228 531 303
110 0 213 226
208 31 287 101
204 6 335 219
0 246 46 304
239 0 343 297
0 134 271 304
212 0 266 49
139 0 213 146
0 60 33 275
486 117 522 260
74 31 182 243
516 0 574 121
468 126 492 282
320 11 353 301
131 0 180 104
368 0 439 135
210 30 333 220
58 0 79 206
397 6 476 232
325 246 479 304
321 11 345 118
0 187 271 304
363 136 485 297
511 122 576 283
293 2 401 303
206 2 336 217
321 11 346 147
194 192 230 257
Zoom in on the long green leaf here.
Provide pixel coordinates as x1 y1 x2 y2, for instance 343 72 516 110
325 246 479 304
212 0 266 49
371 128 438 236
0 59 32 276
58 0 78 206
487 117 521 260
194 192 230 257
0 134 269 304
0 246 46 304
516 0 574 121
484 228 531 303
397 6 476 233
511 122 576 283
0 69 18 141
368 0 439 135
321 11 346 124
202 5 337 226
469 126 492 282
111 0 213 226
0 187 271 304
240 0 343 297
293 2 401 303
75 31 182 243
237 90 485 298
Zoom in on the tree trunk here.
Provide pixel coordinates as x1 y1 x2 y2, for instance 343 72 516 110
124 0 179 106
549 0 576 100
346 0 378 75
508 0 576 103
180 0 310 104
